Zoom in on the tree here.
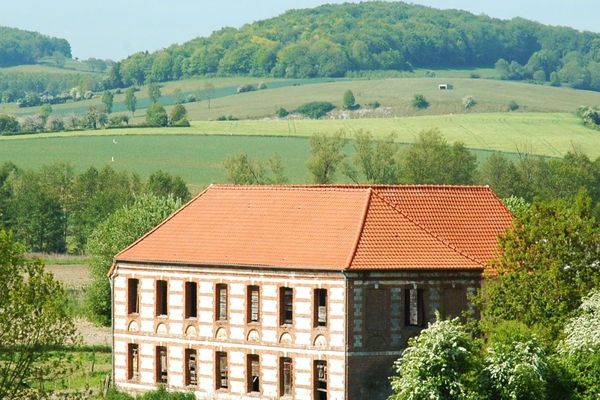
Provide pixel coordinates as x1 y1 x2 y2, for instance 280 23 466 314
124 87 137 116
307 132 346 183
148 83 161 103
145 102 168 127
480 153 526 198
101 90 114 114
412 94 429 109
147 170 191 201
0 229 78 399
86 194 182 325
462 95 476 110
403 129 451 184
478 191 600 341
224 152 287 184
83 106 107 130
204 82 215 110
296 101 335 119
169 103 188 126
104 62 124 89
389 316 481 400
39 104 52 125
0 114 19 134
342 89 357 110
345 130 400 183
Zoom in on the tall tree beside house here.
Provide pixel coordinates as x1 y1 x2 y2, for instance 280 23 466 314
224 152 287 184
124 87 137 116
0 229 79 399
344 130 400 184
86 194 182 325
147 170 191 201
307 131 346 184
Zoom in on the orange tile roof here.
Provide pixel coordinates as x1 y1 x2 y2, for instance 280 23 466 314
115 185 512 271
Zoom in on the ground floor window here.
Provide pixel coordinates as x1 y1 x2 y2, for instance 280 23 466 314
127 343 139 381
155 346 168 384
185 349 197 386
280 357 293 396
216 351 228 389
314 360 327 400
247 354 260 393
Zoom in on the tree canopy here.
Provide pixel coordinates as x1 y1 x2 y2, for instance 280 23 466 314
0 26 71 67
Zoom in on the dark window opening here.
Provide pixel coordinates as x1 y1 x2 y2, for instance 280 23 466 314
314 289 328 327
127 343 139 381
247 285 260 323
280 357 293 396
127 278 139 314
247 354 260 393
185 349 197 386
185 282 198 319
156 346 168 384
314 360 327 400
216 284 228 321
216 352 228 389
156 280 168 317
280 287 293 325
405 288 424 326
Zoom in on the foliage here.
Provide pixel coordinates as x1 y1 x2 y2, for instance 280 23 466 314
101 91 114 114
344 130 400 183
275 107 289 118
402 129 477 184
86 194 182 325
147 170 191 201
342 89 357 110
0 25 71 67
508 100 520 111
412 94 429 109
106 386 195 400
577 105 600 129
169 104 188 126
462 95 476 110
83 106 107 130
478 191 600 341
0 114 20 134
296 101 335 119
502 196 531 220
147 83 161 103
224 152 287 184
389 316 481 400
560 290 600 354
0 229 79 399
307 132 346 183
236 84 256 93
479 152 526 199
124 87 137 115
145 103 168 127
108 114 130 128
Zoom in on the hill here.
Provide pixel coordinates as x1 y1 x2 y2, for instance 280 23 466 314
1 112 598 190
0 26 71 67
113 2 600 91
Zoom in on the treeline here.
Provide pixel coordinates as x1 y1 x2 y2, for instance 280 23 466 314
0 26 71 67
0 163 190 253
107 2 600 91
226 129 600 210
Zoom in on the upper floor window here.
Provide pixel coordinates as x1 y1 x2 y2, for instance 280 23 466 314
216 284 228 321
280 287 293 325
405 287 424 326
127 278 139 314
247 285 260 323
185 281 198 319
314 289 328 327
156 280 168 317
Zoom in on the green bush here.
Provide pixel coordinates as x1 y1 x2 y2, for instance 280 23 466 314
368 100 381 109
508 100 520 111
276 107 289 118
412 94 429 109
236 84 256 93
216 115 238 121
296 101 335 119
342 89 357 110
145 103 168 127
462 95 476 110
0 114 20 134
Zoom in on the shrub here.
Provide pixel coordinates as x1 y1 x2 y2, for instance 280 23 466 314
424 70 436 77
533 70 547 82
296 101 335 119
508 100 520 111
470 72 481 79
169 104 188 126
276 107 289 118
236 84 256 93
257 82 267 90
216 115 238 121
369 101 381 109
577 106 600 128
0 114 20 134
46 115 65 131
462 95 476 109
108 115 130 128
412 94 429 109
145 103 168 127
342 89 357 110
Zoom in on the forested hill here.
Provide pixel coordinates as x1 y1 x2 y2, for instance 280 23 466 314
110 2 600 91
0 26 71 67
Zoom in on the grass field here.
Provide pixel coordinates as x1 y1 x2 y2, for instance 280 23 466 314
1 112 597 190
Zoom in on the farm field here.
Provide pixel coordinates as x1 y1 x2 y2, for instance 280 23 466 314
1 112 597 190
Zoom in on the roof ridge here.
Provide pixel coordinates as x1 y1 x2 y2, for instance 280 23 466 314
345 188 372 269
369 190 485 267
108 185 214 277
210 184 493 190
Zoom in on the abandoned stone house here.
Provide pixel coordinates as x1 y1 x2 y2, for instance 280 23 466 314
109 184 512 399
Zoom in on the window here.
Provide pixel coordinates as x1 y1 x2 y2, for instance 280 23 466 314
247 354 260 393
156 346 168 384
280 287 293 325
405 288 424 326
185 282 198 319
314 360 327 400
247 285 260 323
216 284 228 321
156 280 168 317
216 352 228 390
127 343 139 381
127 278 139 314
314 289 328 327
185 349 197 386
280 357 293 396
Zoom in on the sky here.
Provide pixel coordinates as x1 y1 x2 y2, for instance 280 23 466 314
1 0 599 61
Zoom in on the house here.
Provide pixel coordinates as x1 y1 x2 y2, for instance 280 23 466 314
109 184 512 399
438 83 453 90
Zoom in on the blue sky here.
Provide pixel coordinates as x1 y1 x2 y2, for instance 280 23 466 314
1 0 598 61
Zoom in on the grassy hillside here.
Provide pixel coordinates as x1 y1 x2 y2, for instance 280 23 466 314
1 112 598 190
